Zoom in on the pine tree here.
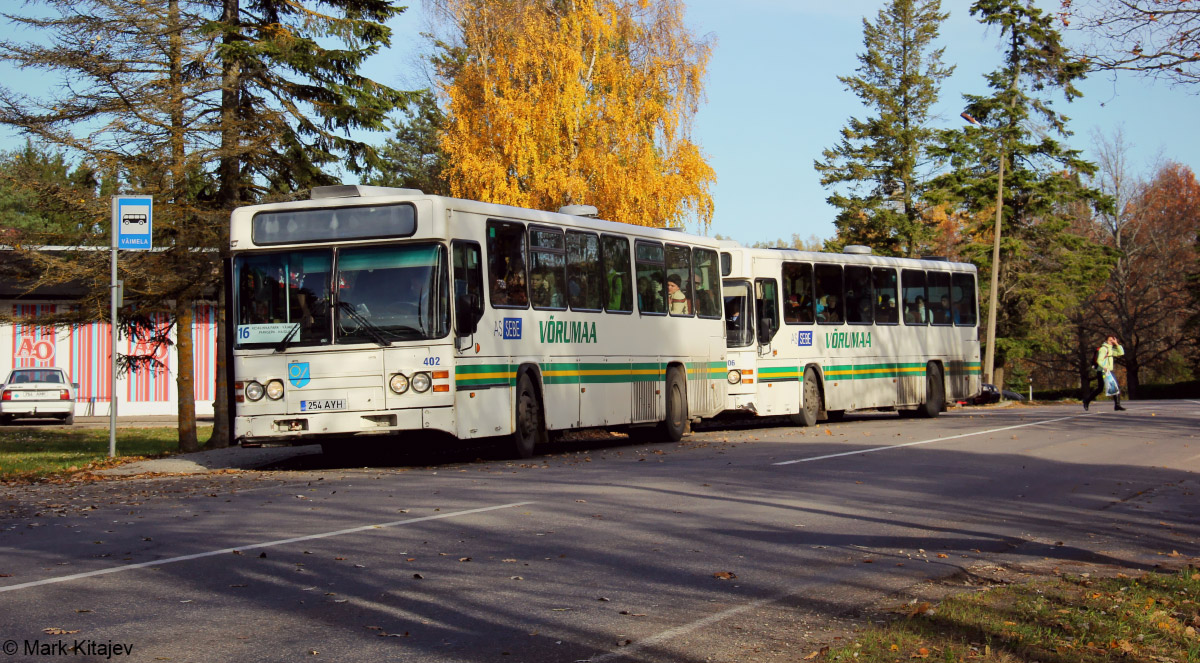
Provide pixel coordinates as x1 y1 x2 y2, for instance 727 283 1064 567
364 90 450 195
928 0 1112 383
815 0 954 257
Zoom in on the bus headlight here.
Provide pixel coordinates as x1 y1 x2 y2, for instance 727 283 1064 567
411 372 432 393
244 381 265 401
727 370 742 385
389 373 409 394
265 379 285 400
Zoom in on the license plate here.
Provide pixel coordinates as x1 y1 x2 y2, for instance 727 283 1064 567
300 399 346 412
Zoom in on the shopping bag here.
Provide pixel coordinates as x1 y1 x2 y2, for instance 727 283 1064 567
1103 370 1119 397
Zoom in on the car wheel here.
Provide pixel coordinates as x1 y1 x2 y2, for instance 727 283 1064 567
62 412 75 426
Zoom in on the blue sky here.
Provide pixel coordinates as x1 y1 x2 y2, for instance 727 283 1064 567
3 1 1195 245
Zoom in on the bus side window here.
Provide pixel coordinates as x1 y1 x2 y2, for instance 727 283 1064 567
693 248 722 318
873 267 898 324
666 244 693 316
951 272 978 326
814 264 843 324
902 269 927 325
529 226 567 310
567 231 602 311
927 271 952 325
845 265 873 325
635 240 666 315
486 220 528 308
601 235 633 313
782 262 815 324
452 241 484 336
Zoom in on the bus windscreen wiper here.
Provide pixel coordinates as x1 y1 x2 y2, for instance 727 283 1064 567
274 322 301 353
337 301 392 347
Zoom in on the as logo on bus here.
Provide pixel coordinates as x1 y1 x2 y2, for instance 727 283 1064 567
797 331 813 347
494 318 522 340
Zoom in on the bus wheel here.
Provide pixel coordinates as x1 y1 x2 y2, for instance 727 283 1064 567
511 372 544 459
659 366 688 442
919 363 944 418
790 367 821 427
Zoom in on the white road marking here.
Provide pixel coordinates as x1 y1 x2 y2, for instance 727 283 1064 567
773 413 1090 465
0 501 533 593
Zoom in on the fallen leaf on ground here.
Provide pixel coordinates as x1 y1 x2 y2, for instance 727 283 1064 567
713 571 737 580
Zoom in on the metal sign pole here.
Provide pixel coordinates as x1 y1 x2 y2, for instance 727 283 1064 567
110 201 118 458
109 195 153 458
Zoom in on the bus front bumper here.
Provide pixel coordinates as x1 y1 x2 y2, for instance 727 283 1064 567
235 406 455 444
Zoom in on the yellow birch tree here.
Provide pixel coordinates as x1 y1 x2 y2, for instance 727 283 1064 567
429 0 714 228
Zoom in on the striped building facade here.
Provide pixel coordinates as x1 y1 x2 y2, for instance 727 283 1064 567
1 301 218 416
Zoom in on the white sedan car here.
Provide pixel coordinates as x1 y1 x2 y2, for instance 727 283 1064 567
0 367 78 425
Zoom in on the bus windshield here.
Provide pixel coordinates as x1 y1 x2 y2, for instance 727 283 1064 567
235 249 333 348
335 244 449 344
234 244 449 349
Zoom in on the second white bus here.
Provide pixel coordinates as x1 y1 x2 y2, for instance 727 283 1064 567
719 243 981 424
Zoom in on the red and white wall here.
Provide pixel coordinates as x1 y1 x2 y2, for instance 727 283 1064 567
1 302 219 416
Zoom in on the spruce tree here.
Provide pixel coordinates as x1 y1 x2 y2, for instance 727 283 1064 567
815 0 953 257
928 0 1113 382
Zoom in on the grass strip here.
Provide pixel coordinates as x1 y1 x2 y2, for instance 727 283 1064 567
815 568 1200 663
0 426 214 481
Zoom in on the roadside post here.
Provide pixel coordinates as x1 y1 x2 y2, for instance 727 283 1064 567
110 196 153 457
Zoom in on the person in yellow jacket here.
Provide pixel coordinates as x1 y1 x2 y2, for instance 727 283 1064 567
1083 335 1125 411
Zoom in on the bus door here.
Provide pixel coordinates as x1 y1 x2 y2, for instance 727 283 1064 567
755 278 780 354
754 277 796 415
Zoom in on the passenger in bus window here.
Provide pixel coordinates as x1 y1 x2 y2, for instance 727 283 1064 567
906 296 929 324
667 274 690 314
506 269 527 306
816 294 841 323
937 295 953 324
545 272 564 308
530 270 549 307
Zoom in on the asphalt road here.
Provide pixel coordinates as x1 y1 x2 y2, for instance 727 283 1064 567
1 400 1198 662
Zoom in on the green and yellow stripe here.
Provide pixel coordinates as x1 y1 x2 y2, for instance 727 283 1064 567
824 362 927 380
455 360 729 389
758 366 802 382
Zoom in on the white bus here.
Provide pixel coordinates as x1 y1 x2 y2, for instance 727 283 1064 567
719 243 981 425
228 186 728 457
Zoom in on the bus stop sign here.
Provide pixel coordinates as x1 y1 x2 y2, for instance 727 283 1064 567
113 196 153 250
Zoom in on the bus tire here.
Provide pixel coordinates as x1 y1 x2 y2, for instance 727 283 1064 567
919 363 944 418
789 366 821 427
510 372 545 459
659 366 688 442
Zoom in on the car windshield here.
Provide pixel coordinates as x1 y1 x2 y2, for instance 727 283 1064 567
6 369 63 384
234 244 449 349
335 244 449 344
